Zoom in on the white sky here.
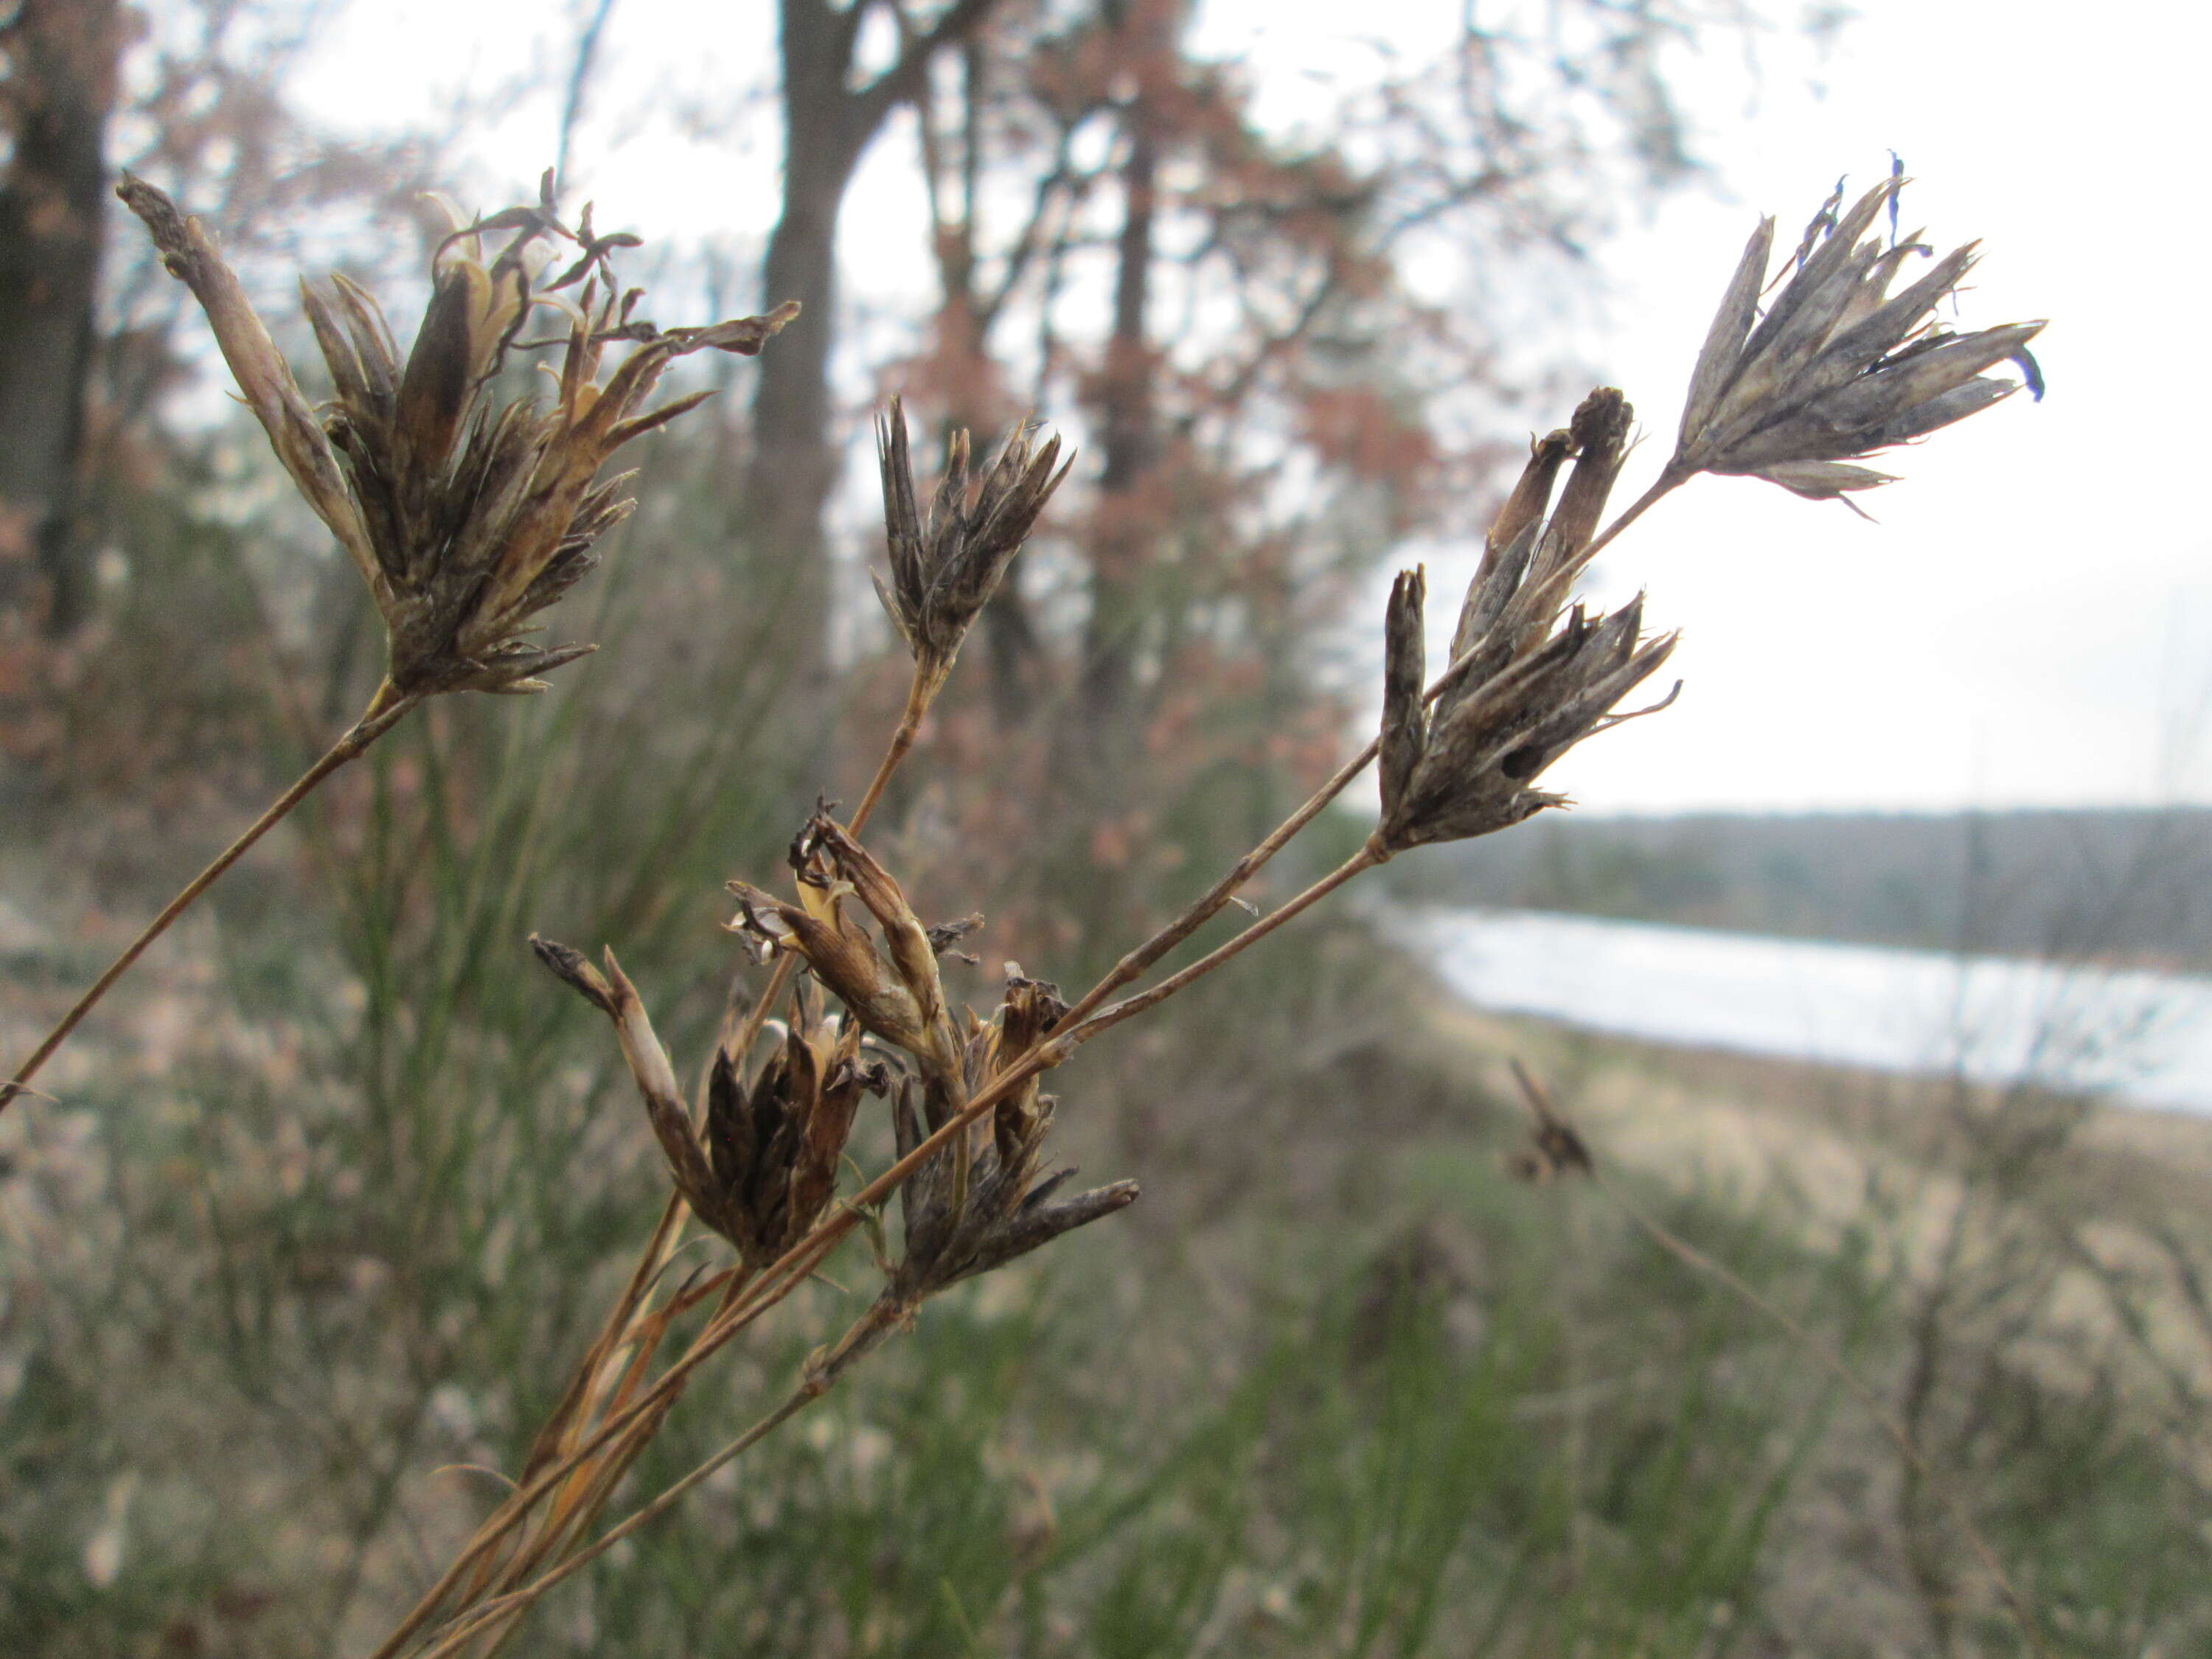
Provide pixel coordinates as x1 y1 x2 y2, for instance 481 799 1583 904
283 0 2211 815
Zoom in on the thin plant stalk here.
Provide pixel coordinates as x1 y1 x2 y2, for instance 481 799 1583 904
414 1385 826 1659
0 681 422 1115
1066 846 1384 1041
374 667 939 1658
376 467 1697 1656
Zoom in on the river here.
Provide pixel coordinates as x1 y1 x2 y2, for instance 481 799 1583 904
1412 908 2212 1118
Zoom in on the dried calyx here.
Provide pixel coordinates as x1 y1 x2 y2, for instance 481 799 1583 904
1672 175 2045 505
1375 389 1678 854
727 812 971 1111
798 967 1135 1390
873 397 1072 700
881 967 1137 1304
531 939 887 1265
725 819 1133 1371
119 170 798 698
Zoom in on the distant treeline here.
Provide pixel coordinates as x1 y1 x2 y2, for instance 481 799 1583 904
1385 808 2212 968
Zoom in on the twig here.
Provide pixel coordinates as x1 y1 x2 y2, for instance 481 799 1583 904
0 680 420 1116
411 1385 823 1659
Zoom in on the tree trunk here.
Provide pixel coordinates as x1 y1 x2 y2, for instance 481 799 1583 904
744 128 864 679
0 0 122 636
742 0 1001 675
1078 116 1158 747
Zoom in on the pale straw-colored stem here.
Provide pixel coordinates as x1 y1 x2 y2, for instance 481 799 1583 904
0 680 420 1116
1068 846 1383 1043
1046 472 1684 1043
411 1385 824 1659
721 667 931 1071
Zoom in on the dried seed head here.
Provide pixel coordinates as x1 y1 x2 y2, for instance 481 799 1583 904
873 397 1073 698
531 936 887 1265
120 170 798 697
1377 391 1678 855
726 813 966 1097
883 967 1135 1305
1672 175 2043 504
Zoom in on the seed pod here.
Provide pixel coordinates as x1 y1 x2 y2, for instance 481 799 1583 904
532 936 886 1265
1672 175 2043 504
883 967 1136 1307
873 397 1072 700
1377 390 1678 854
726 813 967 1100
121 170 798 697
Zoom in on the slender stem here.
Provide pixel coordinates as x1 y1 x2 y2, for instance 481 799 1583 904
1575 468 1686 570
412 1387 824 1659
0 681 419 1116
1068 846 1382 1043
848 672 930 832
722 669 929 1071
1051 744 1382 1034
1047 472 1684 1043
375 673 942 1658
1594 1174 2053 1659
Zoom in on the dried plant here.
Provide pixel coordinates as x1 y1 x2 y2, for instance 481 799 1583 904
357 173 2042 1658
0 176 796 1113
873 395 1071 704
1376 389 1679 854
5 168 2048 1651
1669 174 2045 507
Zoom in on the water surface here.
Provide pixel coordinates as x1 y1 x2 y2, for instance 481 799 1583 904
1413 908 2212 1117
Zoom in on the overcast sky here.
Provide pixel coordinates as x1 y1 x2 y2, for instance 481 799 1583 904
290 0 2209 815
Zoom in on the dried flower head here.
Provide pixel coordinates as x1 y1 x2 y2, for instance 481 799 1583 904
882 967 1137 1305
119 170 798 697
873 397 1072 698
726 813 967 1104
530 937 888 1265
1376 389 1678 854
1672 175 2044 505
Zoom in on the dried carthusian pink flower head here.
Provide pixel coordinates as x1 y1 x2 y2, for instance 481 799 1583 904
119 170 799 698
792 965 1136 1389
1670 175 2045 505
530 938 890 1266
726 813 984 1113
874 397 1071 700
1374 390 1678 854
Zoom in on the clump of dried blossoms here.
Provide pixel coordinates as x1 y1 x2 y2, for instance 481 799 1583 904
119 170 799 698
873 396 1071 706
1668 174 2045 506
1376 389 1677 855
530 937 891 1267
302 174 2052 1657
3 175 797 1119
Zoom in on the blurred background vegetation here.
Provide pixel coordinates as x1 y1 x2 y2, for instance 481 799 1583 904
2 1 2209 1654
